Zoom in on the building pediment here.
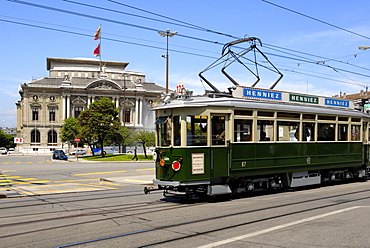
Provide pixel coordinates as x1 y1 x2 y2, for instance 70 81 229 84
86 79 122 91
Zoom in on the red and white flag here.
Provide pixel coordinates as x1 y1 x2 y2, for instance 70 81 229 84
94 26 101 40
93 44 100 56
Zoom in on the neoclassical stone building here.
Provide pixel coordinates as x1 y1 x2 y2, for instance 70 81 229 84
16 57 166 154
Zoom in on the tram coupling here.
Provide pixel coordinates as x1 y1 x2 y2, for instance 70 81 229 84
144 186 161 194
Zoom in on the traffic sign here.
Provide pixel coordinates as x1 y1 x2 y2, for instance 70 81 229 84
74 137 80 143
14 137 23 143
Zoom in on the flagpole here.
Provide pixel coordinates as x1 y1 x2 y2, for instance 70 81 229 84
93 25 102 74
99 25 102 73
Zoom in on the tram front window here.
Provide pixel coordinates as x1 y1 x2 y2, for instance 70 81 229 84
186 115 207 146
156 117 171 146
212 117 226 145
174 116 181 146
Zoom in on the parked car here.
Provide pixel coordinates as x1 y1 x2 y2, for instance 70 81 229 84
69 149 86 155
8 148 15 153
0 147 7 154
52 150 68 160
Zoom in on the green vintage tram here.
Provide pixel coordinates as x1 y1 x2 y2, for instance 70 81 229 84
146 86 370 197
145 37 370 197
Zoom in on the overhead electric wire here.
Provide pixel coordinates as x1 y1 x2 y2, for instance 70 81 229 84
264 43 370 72
264 51 370 79
107 0 239 39
63 0 207 32
0 14 219 56
261 0 370 40
7 0 224 46
0 18 218 60
6 0 370 88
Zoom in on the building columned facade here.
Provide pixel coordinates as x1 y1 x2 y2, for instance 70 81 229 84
16 58 166 154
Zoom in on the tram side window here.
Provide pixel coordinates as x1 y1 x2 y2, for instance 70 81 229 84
174 116 181 146
351 125 361 141
234 119 252 142
302 123 315 141
257 120 274 141
277 121 299 141
186 115 207 146
156 117 171 146
317 123 335 141
338 124 348 141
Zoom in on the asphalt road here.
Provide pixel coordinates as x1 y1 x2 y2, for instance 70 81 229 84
0 154 155 197
1 154 370 248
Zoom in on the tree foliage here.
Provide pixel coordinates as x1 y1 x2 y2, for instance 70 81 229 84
60 117 79 144
77 97 120 157
131 130 155 158
0 129 14 148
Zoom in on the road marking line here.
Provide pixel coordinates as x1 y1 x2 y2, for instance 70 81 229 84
18 188 105 195
119 179 152 183
198 206 362 248
70 183 118 189
0 176 21 179
75 170 127 176
98 182 125 187
0 183 74 189
0 178 36 181
0 180 51 186
54 179 100 183
2 162 10 164
136 168 155 171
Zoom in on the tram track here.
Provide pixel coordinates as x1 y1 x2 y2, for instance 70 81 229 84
0 188 153 210
51 184 370 247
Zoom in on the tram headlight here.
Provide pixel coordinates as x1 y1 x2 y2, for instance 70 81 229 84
172 161 181 171
172 158 182 172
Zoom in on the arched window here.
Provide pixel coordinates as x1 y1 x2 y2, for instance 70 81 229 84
31 129 40 143
48 130 57 145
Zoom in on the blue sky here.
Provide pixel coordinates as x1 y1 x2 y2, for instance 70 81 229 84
1 0 370 127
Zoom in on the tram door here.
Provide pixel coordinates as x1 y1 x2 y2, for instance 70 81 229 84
210 115 229 179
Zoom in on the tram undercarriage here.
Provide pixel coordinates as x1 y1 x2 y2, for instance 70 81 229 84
147 167 367 198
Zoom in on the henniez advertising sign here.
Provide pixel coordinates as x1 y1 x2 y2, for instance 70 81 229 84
232 86 353 109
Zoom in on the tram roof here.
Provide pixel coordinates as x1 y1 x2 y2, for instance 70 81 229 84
154 95 369 119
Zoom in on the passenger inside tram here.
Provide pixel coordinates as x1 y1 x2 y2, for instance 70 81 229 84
212 119 225 145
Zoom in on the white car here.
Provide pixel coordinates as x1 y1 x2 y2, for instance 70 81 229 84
8 148 15 153
0 147 7 154
69 149 86 155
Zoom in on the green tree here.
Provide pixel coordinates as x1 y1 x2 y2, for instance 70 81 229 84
107 126 133 153
0 129 14 148
131 130 155 158
77 97 120 157
60 117 79 146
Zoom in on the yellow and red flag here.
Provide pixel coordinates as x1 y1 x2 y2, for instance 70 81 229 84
94 26 101 40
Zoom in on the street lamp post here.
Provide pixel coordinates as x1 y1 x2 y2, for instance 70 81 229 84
158 29 178 94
